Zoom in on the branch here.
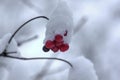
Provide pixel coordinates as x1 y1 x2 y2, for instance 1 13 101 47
8 16 49 44
0 55 73 68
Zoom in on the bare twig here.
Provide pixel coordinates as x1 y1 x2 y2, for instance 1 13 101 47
0 55 73 68
1 16 49 56
8 16 49 44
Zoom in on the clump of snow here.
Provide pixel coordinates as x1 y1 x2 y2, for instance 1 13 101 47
0 33 20 80
0 67 9 80
6 38 21 57
68 56 98 80
0 33 21 70
0 33 29 80
0 33 20 56
44 1 73 44
0 33 11 54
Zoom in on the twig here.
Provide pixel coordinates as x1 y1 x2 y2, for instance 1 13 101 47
1 16 49 56
0 55 73 68
8 16 49 43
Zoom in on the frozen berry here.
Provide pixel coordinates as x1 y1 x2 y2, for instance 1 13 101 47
45 40 55 49
51 47 59 53
43 46 50 52
55 34 63 42
55 41 64 47
60 44 69 52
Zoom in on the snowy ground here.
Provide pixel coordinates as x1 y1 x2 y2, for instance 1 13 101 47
0 0 120 80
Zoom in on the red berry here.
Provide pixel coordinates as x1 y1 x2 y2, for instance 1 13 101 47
60 44 69 52
55 41 64 47
55 34 63 42
45 40 55 49
51 47 59 53
43 46 50 52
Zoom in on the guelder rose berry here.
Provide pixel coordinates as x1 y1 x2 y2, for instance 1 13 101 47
43 34 70 53
45 40 55 49
51 47 59 52
55 34 63 42
43 1 73 53
60 43 69 52
55 41 64 48
44 33 70 53
43 46 50 52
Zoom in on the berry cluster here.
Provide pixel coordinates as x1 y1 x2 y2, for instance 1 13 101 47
43 34 69 53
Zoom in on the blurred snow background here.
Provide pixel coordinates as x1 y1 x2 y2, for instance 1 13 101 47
0 0 120 80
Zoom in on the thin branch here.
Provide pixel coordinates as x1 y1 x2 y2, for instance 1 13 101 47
6 52 17 54
0 55 73 68
8 16 49 44
1 16 49 56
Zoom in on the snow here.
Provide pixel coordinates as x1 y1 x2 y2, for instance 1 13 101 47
0 34 21 80
0 0 120 80
0 33 11 54
68 56 98 80
0 33 20 56
44 1 73 44
0 67 8 80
